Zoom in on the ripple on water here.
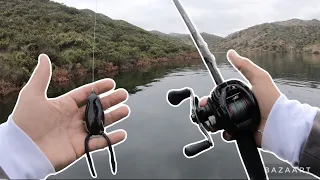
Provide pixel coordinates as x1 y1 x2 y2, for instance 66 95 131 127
274 78 320 89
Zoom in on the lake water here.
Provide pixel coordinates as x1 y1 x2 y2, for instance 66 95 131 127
0 52 320 179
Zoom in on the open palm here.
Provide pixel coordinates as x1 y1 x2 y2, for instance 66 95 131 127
12 54 129 175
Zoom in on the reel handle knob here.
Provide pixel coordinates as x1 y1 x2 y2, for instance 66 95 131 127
184 140 212 157
167 88 191 106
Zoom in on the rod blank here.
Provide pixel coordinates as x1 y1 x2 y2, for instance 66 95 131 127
172 0 224 85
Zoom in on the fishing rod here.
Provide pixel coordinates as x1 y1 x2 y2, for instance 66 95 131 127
167 0 268 179
83 0 117 177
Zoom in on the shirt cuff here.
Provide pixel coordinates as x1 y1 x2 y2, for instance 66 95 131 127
0 114 55 179
261 93 318 166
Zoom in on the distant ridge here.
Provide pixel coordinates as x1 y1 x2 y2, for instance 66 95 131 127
217 18 320 53
150 31 223 49
151 19 320 54
80 9 113 21
274 18 320 27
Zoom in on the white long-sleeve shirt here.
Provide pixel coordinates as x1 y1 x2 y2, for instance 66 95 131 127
262 93 319 166
0 114 55 179
0 93 318 179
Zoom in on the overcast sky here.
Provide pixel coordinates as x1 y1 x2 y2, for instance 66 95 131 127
52 0 320 37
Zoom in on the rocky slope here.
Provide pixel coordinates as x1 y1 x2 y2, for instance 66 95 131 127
213 19 320 53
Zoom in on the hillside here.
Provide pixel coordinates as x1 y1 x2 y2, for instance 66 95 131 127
149 30 168 37
0 0 195 94
169 32 224 49
274 18 320 27
201 33 224 50
152 19 320 54
212 19 320 53
148 30 189 45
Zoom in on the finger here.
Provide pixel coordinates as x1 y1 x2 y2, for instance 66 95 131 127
100 88 128 110
227 49 267 85
199 96 208 107
209 126 218 132
104 105 130 126
66 78 116 107
222 131 233 141
88 129 127 152
23 54 52 96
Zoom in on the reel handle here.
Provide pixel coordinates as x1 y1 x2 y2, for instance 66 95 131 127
167 88 191 106
184 140 212 157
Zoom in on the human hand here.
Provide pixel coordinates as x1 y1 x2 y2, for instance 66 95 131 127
200 49 280 147
11 54 130 172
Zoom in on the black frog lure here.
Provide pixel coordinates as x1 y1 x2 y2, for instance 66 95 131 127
84 89 116 177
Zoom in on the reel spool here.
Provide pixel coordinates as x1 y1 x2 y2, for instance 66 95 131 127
167 80 267 180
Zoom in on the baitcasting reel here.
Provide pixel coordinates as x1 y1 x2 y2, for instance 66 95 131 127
167 80 267 180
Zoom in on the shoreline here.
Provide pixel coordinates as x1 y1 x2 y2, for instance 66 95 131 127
1 50 319 97
0 52 201 96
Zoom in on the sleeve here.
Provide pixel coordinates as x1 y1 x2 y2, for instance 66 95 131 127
261 93 319 166
299 109 320 177
0 114 56 179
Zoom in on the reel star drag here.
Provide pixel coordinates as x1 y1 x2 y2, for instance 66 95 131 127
83 0 117 177
167 0 268 179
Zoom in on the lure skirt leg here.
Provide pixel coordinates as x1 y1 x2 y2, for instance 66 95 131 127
84 133 117 177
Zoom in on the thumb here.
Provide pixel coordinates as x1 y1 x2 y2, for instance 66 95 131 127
25 54 52 96
227 49 266 85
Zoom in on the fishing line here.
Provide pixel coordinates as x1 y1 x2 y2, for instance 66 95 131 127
84 0 118 177
92 0 98 83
